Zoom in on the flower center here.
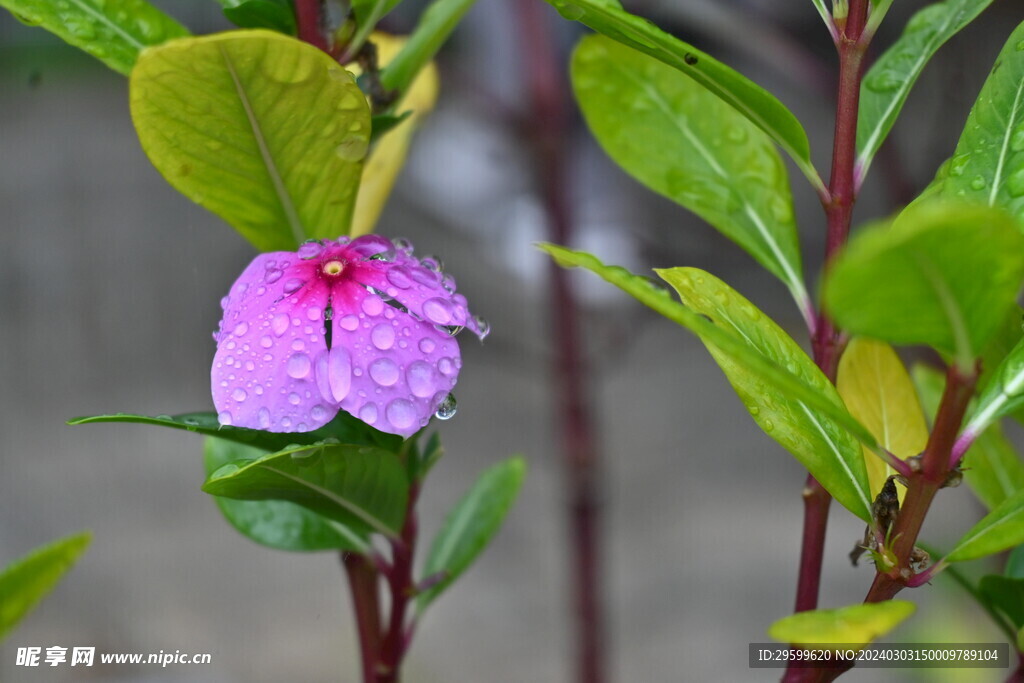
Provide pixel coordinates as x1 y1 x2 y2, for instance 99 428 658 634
322 260 346 276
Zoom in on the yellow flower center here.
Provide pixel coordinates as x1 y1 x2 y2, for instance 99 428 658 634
323 260 345 276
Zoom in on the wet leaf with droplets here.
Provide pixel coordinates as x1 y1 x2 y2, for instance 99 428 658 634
203 441 409 538
660 267 873 522
572 35 808 310
204 436 371 552
0 0 189 75
544 0 824 192
419 456 526 608
539 244 879 521
130 30 372 251
823 202 1024 369
856 0 995 182
931 19 1024 221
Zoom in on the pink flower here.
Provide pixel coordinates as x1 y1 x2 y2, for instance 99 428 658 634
212 235 487 438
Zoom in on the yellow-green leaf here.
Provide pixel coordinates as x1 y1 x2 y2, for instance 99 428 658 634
350 33 439 237
769 601 916 647
836 338 927 502
130 30 371 251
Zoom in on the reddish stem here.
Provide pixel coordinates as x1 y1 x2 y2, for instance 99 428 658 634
377 484 421 683
515 1 605 681
294 0 331 53
343 552 383 683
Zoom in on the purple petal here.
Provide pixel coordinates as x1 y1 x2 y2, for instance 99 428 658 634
329 284 461 438
212 253 337 432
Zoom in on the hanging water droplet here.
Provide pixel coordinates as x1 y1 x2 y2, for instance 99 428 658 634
393 237 414 254
420 256 443 272
473 315 491 339
434 393 457 420
441 273 457 293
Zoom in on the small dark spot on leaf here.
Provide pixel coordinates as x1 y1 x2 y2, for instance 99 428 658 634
179 163 192 177
684 53 698 66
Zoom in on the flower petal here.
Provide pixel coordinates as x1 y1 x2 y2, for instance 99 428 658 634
328 282 460 438
212 252 337 432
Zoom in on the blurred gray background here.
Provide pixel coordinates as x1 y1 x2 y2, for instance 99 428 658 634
1 0 1022 681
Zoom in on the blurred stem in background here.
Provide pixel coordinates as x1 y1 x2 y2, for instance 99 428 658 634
515 1 606 682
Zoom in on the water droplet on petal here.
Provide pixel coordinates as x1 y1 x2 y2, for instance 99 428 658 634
393 238 413 254
340 314 359 331
306 306 322 321
233 322 249 336
272 314 290 336
218 410 233 426
369 358 400 386
287 352 312 378
386 398 416 430
362 295 384 317
441 273 456 292
434 393 457 420
423 298 454 324
420 256 443 272
231 388 248 402
371 323 396 350
407 361 438 398
438 357 455 375
265 268 283 284
419 338 436 354
311 405 328 421
359 403 378 424
298 240 324 259
283 278 305 294
258 407 271 429
288 392 301 405
386 266 413 289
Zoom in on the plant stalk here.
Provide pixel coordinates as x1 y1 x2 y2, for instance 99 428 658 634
343 552 383 683
515 1 606 681
377 484 421 683
295 0 331 53
785 3 870 680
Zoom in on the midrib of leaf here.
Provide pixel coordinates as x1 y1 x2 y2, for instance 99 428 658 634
428 486 487 572
66 0 143 49
988 75 1024 207
219 45 305 245
914 252 972 368
871 351 893 450
608 62 808 307
968 368 1024 434
324 519 371 552
259 464 398 538
715 308 869 516
799 402 873 516
857 4 960 173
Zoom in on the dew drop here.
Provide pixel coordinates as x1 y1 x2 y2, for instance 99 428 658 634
362 295 384 317
359 402 378 424
272 314 290 336
233 322 249 336
438 357 455 375
434 393 457 420
371 323 396 350
288 392 302 405
423 298 455 324
369 358 400 386
328 347 352 401
287 352 312 379
217 410 233 426
970 175 987 190
258 407 271 429
386 399 416 430
419 338 436 354
298 240 324 259
406 361 438 398
340 314 359 331
473 316 491 339
283 278 305 294
265 268 283 284
311 404 328 421
386 266 413 289
1007 168 1024 198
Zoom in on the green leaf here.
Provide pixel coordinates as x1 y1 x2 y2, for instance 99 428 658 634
69 410 403 453
0 532 91 640
540 244 878 520
130 30 371 251
948 488 1024 562
379 0 477 96
768 601 916 647
203 442 408 538
856 0 994 183
419 456 526 608
351 0 404 33
661 267 871 520
837 338 927 500
823 202 1024 368
204 437 369 552
571 35 807 308
913 363 1024 510
979 575 1024 628
0 0 189 75
1008 545 1024 578
219 0 296 34
965 337 1024 438
542 0 824 193
936 20 1024 220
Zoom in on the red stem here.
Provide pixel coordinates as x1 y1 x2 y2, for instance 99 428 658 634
785 3 870 680
343 552 383 683
515 1 605 681
294 0 331 53
377 484 421 683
